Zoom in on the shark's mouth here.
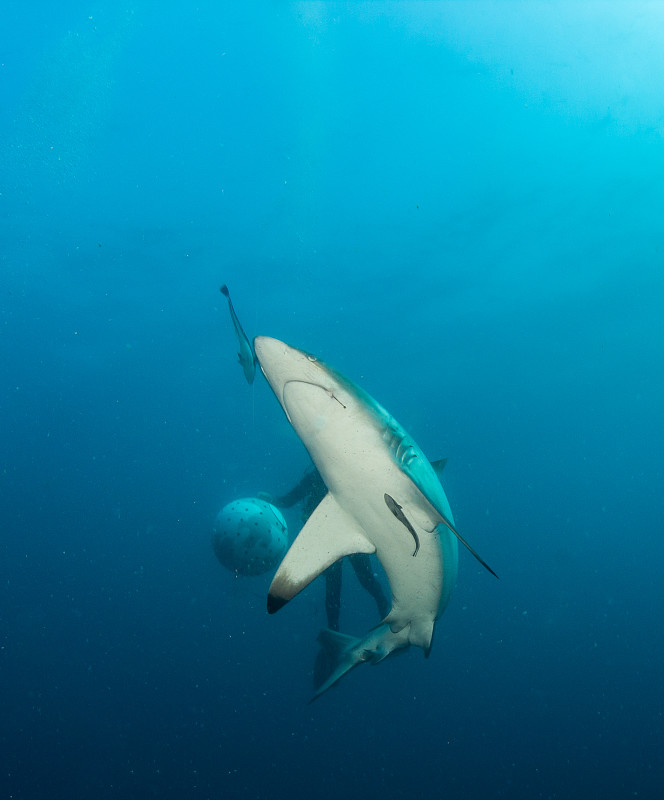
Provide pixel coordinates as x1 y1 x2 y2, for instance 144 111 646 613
282 380 347 426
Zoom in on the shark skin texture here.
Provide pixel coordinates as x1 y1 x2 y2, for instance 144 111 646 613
254 336 494 699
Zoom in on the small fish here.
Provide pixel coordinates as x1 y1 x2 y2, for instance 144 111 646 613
384 493 420 556
220 284 256 383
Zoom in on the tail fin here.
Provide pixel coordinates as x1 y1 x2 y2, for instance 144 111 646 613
310 629 363 702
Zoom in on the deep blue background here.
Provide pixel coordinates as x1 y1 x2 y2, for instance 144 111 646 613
2 3 663 798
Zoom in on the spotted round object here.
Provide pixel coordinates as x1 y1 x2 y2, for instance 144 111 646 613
212 498 288 577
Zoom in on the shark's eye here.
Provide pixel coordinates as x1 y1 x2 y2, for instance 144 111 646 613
306 354 317 362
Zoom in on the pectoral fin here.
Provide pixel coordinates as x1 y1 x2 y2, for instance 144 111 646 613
268 493 375 613
437 517 499 579
400 457 499 579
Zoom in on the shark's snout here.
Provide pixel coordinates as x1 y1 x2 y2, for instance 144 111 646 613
253 336 286 393
253 336 283 365
254 337 322 392
254 336 318 417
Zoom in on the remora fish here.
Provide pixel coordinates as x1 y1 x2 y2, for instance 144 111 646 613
253 336 496 699
220 285 256 383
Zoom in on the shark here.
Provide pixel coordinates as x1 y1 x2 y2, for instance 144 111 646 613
254 336 496 699
220 284 256 383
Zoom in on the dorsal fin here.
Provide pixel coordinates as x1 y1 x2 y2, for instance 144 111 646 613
430 458 448 476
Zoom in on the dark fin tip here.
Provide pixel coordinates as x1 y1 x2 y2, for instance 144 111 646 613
220 284 229 296
267 593 288 615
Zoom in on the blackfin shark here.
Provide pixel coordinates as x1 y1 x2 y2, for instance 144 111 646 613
254 336 496 699
220 284 256 383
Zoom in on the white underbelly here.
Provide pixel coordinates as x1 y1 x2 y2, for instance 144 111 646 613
304 419 453 624
333 463 444 622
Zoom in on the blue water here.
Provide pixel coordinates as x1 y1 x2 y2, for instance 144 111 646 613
2 3 663 798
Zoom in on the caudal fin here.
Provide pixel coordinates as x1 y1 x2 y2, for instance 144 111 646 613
310 629 363 702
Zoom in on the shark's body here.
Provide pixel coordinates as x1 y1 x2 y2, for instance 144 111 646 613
220 285 256 383
254 337 493 698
